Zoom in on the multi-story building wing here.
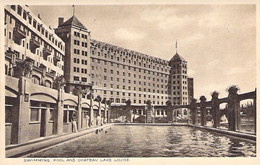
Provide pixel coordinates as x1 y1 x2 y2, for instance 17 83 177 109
54 14 193 108
4 5 65 87
4 5 66 145
90 39 170 106
55 16 91 94
168 52 189 116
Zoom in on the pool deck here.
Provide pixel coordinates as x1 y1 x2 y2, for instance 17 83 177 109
6 122 256 158
5 124 114 158
189 124 256 141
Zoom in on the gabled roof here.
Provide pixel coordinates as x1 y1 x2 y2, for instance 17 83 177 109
170 52 186 62
59 16 87 30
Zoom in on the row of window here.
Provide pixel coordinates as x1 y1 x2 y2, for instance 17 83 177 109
171 91 188 95
172 75 188 79
107 98 166 105
172 64 187 68
91 54 168 72
73 76 87 82
170 86 188 90
9 5 64 51
73 67 87 74
91 41 168 66
92 75 168 85
74 31 88 39
102 83 167 90
73 58 87 65
74 49 88 57
94 84 167 94
91 63 168 77
74 39 87 47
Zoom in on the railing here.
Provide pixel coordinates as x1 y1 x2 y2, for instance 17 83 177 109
13 26 26 39
189 86 256 133
30 38 40 48
43 47 52 56
109 86 256 134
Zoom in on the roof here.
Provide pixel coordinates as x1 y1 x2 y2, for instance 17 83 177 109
170 52 186 62
59 16 87 30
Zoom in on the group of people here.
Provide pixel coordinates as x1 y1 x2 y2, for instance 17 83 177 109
71 112 105 132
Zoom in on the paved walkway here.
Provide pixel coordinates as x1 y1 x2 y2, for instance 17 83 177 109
6 124 114 158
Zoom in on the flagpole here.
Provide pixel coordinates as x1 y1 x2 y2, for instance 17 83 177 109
73 5 75 16
176 40 178 53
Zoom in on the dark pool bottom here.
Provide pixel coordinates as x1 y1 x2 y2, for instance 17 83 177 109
29 125 256 157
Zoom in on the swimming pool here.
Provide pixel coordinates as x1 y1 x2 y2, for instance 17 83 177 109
29 125 256 157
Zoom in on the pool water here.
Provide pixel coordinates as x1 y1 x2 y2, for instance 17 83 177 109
29 125 256 157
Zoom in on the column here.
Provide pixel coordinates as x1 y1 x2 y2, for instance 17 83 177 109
104 103 107 124
211 91 220 128
227 86 240 131
77 94 82 130
107 100 111 123
200 96 207 126
14 77 31 144
125 100 132 122
166 101 173 123
44 104 50 136
146 100 152 123
190 99 197 125
56 87 64 135
53 75 65 135
89 92 94 127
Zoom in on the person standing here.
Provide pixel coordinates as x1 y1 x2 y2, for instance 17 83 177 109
72 112 78 132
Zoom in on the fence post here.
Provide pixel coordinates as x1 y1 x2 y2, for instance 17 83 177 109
211 91 220 128
190 99 197 125
227 86 240 131
200 96 207 126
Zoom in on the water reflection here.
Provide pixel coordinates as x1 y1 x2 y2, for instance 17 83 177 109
29 125 256 157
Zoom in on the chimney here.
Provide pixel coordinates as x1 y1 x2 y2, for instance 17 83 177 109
38 14 41 19
58 17 64 26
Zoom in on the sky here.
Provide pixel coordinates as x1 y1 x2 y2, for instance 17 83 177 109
29 5 256 101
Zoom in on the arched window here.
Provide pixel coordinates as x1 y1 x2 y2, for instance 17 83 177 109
32 75 41 85
45 80 52 88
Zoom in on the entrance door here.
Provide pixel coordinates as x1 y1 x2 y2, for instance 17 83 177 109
40 110 46 137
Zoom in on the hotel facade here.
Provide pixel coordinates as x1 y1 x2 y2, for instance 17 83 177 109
4 5 194 146
55 17 193 106
54 15 194 122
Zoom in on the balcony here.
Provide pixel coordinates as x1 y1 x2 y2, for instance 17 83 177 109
43 46 52 60
13 26 26 40
30 38 40 49
54 54 61 62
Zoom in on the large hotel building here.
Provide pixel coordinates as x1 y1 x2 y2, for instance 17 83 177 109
55 15 194 107
4 5 193 145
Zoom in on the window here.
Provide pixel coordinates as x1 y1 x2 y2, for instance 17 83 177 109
23 11 27 20
74 76 79 81
30 108 39 122
28 16 32 24
17 6 22 15
11 5 16 11
82 77 87 82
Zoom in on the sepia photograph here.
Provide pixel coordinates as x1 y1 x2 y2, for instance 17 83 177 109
2 1 258 163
